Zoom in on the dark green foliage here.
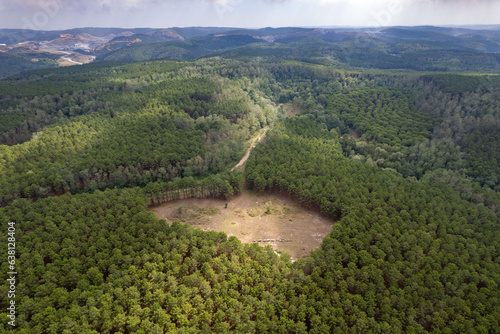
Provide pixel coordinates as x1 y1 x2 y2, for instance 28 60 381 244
0 118 498 333
326 88 437 146
216 36 500 73
0 59 273 205
93 34 168 58
0 189 295 333
462 121 500 190
337 45 500 73
0 60 184 98
246 119 500 332
0 52 56 79
1 54 500 333
143 170 245 205
302 71 500 210
98 35 264 62
213 43 322 64
421 73 500 94
409 73 500 207
3 25 500 79
0 111 205 204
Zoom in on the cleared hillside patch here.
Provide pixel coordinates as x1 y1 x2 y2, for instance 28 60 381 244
150 191 334 260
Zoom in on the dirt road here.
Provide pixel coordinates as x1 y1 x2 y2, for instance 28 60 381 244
231 128 267 172
151 127 334 260
60 51 83 65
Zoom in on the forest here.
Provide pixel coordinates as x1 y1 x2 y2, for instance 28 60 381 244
0 54 499 333
3 26 500 79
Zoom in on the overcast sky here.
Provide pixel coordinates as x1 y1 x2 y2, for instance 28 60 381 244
0 0 499 30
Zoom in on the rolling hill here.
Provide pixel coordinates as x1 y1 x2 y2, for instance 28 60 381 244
1 26 500 333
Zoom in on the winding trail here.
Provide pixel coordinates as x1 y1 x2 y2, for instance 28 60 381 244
231 128 268 172
62 56 83 65
60 52 83 65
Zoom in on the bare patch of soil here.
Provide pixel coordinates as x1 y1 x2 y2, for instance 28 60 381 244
57 52 95 66
282 102 301 117
150 191 334 260
347 128 361 140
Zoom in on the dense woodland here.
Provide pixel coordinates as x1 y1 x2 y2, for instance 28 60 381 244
0 60 276 206
1 56 500 333
0 53 56 79
325 88 437 146
246 118 500 332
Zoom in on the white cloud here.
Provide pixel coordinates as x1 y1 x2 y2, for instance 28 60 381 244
1 0 496 12
0 0 498 29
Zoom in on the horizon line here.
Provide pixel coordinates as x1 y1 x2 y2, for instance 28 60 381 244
1 24 500 32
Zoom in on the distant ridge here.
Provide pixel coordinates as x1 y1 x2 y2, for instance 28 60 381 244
1 25 500 77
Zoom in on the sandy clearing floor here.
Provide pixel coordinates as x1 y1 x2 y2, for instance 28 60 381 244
57 52 95 66
150 191 334 260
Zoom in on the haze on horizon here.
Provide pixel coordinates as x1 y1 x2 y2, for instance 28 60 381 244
0 0 499 31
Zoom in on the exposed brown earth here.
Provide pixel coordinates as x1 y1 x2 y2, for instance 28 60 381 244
150 191 334 261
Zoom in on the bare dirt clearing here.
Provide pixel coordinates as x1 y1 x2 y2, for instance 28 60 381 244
150 191 334 260
57 51 95 66
282 102 301 117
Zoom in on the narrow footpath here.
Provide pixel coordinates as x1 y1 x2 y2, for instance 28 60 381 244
231 128 268 173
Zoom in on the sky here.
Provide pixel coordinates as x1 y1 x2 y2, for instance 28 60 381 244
0 0 499 30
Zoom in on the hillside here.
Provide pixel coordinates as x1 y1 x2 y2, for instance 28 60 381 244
97 35 266 62
0 52 57 78
0 45 499 332
2 25 500 79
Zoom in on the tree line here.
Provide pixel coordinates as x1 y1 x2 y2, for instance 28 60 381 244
144 171 244 205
